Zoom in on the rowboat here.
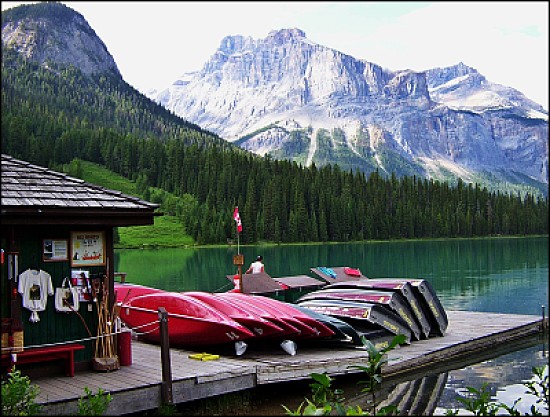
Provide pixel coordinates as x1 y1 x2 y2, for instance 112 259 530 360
365 278 448 336
296 288 422 341
215 293 311 355
114 283 299 354
295 298 412 344
119 291 255 353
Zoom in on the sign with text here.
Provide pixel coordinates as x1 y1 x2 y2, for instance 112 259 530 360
70 231 106 267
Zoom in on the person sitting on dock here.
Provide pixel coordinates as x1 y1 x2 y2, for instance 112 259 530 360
246 255 265 274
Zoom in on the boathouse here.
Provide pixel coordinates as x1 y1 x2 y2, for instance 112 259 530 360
1 154 159 376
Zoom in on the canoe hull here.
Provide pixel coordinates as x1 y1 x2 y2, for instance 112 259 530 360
324 279 432 338
296 299 412 344
120 292 254 347
217 293 324 339
184 291 285 338
297 288 422 341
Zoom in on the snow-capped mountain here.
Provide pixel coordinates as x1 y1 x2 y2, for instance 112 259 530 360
152 29 548 195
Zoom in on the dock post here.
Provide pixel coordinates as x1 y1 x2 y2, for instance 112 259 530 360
158 307 173 405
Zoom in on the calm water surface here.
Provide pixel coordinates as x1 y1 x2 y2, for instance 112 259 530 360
115 236 548 415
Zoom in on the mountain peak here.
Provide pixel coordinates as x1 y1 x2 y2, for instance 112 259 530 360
266 28 306 43
1 1 120 77
153 28 548 196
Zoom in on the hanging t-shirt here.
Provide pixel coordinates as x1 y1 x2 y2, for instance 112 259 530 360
18 269 54 323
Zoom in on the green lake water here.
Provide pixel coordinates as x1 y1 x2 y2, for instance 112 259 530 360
115 236 548 415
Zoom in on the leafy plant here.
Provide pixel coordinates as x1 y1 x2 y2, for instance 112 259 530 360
77 386 112 416
349 334 405 415
309 372 345 410
1 367 42 416
524 365 549 411
282 334 406 415
452 384 505 416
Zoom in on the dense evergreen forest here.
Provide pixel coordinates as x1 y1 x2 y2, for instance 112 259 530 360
2 46 548 244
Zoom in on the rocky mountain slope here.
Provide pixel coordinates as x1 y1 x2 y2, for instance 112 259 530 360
2 2 119 77
152 28 548 196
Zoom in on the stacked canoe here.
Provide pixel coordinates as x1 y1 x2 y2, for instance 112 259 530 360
301 267 448 343
114 267 447 355
115 283 352 355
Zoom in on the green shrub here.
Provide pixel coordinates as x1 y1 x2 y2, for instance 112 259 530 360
1 367 42 416
78 386 112 416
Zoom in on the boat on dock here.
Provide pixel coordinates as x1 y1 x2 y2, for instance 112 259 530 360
216 292 326 339
322 279 432 338
296 288 422 341
119 291 255 353
184 291 286 338
114 281 164 302
309 267 447 337
365 278 448 336
295 298 412 344
241 294 336 339
291 304 363 345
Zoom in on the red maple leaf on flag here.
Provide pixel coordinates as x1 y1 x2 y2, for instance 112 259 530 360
233 207 242 233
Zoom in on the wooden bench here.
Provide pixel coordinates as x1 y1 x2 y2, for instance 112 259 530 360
1 343 85 377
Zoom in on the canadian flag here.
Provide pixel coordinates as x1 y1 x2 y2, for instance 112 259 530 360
233 207 242 233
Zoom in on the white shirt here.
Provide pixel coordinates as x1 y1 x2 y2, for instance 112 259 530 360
18 269 54 322
249 261 264 274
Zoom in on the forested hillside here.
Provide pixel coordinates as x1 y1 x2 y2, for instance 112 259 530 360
2 34 548 244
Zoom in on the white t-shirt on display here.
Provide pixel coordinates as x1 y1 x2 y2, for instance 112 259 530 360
18 269 54 323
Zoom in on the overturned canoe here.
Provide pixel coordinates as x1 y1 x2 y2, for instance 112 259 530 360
295 298 412 344
119 291 255 348
184 291 286 338
370 278 448 336
323 279 432 338
296 288 422 341
217 292 332 339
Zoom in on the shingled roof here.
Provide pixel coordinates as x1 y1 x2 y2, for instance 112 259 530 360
1 154 160 226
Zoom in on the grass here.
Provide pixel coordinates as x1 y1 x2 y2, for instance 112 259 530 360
78 161 138 196
77 160 196 248
117 216 195 248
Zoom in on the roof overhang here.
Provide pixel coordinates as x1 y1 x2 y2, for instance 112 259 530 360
1 207 162 226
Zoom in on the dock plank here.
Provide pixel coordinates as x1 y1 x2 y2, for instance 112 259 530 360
26 310 545 416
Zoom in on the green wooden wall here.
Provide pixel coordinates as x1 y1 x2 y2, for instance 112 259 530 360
9 226 113 364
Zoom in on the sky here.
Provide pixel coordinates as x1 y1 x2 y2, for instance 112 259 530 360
2 1 548 109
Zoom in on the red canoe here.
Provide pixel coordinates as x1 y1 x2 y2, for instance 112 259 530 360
114 282 164 303
243 295 336 339
215 292 304 338
217 293 329 339
119 291 255 348
184 291 285 338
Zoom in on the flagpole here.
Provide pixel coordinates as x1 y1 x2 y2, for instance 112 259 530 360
233 206 244 292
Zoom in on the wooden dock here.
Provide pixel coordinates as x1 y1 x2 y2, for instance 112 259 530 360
24 310 547 415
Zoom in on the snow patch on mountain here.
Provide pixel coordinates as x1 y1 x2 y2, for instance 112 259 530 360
150 28 548 195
